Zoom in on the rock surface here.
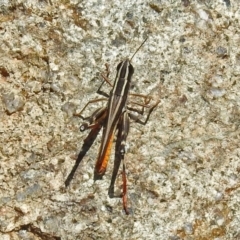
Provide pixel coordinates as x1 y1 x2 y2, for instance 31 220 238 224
0 0 239 239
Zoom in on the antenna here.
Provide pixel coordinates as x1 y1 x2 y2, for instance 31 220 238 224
130 37 148 62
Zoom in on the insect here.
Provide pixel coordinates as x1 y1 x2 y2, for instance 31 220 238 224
65 38 159 214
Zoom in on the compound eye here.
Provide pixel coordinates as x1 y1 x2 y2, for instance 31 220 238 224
116 61 123 72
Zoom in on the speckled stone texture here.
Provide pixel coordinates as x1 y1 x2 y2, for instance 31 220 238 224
0 0 239 239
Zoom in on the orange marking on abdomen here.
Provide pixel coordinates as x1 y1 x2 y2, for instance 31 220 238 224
95 133 114 175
